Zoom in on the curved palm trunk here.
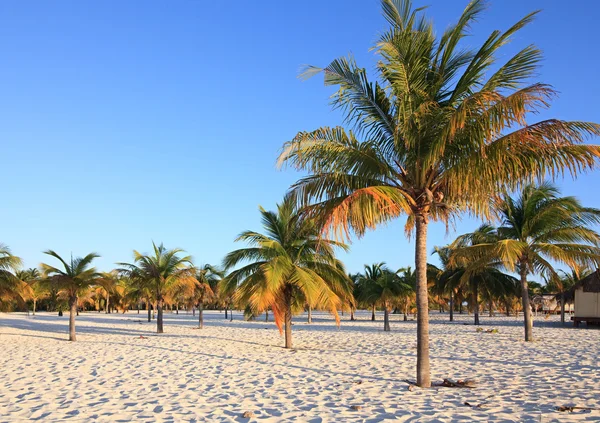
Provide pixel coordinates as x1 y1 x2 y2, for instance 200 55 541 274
68 294 77 341
519 263 533 341
383 304 390 332
157 298 164 333
449 291 454 322
473 282 479 325
371 304 376 321
415 215 430 388
198 303 204 329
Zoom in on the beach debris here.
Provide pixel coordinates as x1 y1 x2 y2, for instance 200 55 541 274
556 405 597 413
354 380 363 385
436 378 476 388
464 394 494 408
408 384 415 391
242 411 255 418
350 405 362 411
138 335 147 339
475 327 499 333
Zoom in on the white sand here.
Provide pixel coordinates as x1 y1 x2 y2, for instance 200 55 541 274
0 310 598 422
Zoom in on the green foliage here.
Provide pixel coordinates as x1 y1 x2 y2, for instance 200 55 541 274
221 197 352 332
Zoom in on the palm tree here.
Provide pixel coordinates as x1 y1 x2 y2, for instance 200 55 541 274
41 251 99 341
451 225 519 325
16 268 46 315
278 0 600 386
118 243 194 333
194 264 221 328
453 183 600 340
358 264 412 331
546 265 592 324
222 198 351 349
0 244 23 308
96 271 120 313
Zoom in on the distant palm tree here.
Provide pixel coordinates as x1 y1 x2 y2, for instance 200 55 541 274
194 264 221 328
41 251 99 341
96 271 120 313
16 268 46 315
451 225 519 325
453 184 600 340
278 0 600 386
546 265 592 323
358 264 412 331
222 199 351 348
118 243 194 333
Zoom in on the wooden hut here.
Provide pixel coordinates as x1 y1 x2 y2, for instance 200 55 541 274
570 270 600 327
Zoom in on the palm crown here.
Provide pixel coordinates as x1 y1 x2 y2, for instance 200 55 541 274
222 199 351 348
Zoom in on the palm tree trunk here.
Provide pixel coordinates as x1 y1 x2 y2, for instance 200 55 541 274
414 215 431 388
449 291 454 322
307 306 312 324
33 299 37 316
473 282 479 325
371 304 376 321
560 292 566 325
157 297 164 333
198 303 204 329
489 299 493 317
404 301 408 321
147 301 151 322
284 294 293 349
68 294 77 341
519 262 533 341
225 308 228 319
265 310 269 321
350 306 355 321
505 299 510 317
106 292 110 314
230 308 233 322
383 304 390 332
459 301 463 314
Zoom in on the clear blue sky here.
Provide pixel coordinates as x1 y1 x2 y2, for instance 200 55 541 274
1 0 599 275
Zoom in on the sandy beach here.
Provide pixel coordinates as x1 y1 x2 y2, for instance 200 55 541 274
0 311 598 422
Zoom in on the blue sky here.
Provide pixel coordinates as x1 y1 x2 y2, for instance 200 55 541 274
1 0 599 275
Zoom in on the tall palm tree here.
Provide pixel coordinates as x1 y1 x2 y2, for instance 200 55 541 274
222 199 351 349
453 184 600 340
358 264 412 331
41 251 99 341
278 0 600 386
119 243 194 333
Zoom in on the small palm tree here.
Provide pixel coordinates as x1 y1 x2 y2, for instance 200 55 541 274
222 199 351 349
41 251 100 341
453 183 600 340
278 0 600 386
119 243 194 333
16 268 46 315
358 264 412 331
194 264 221 328
546 265 592 323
